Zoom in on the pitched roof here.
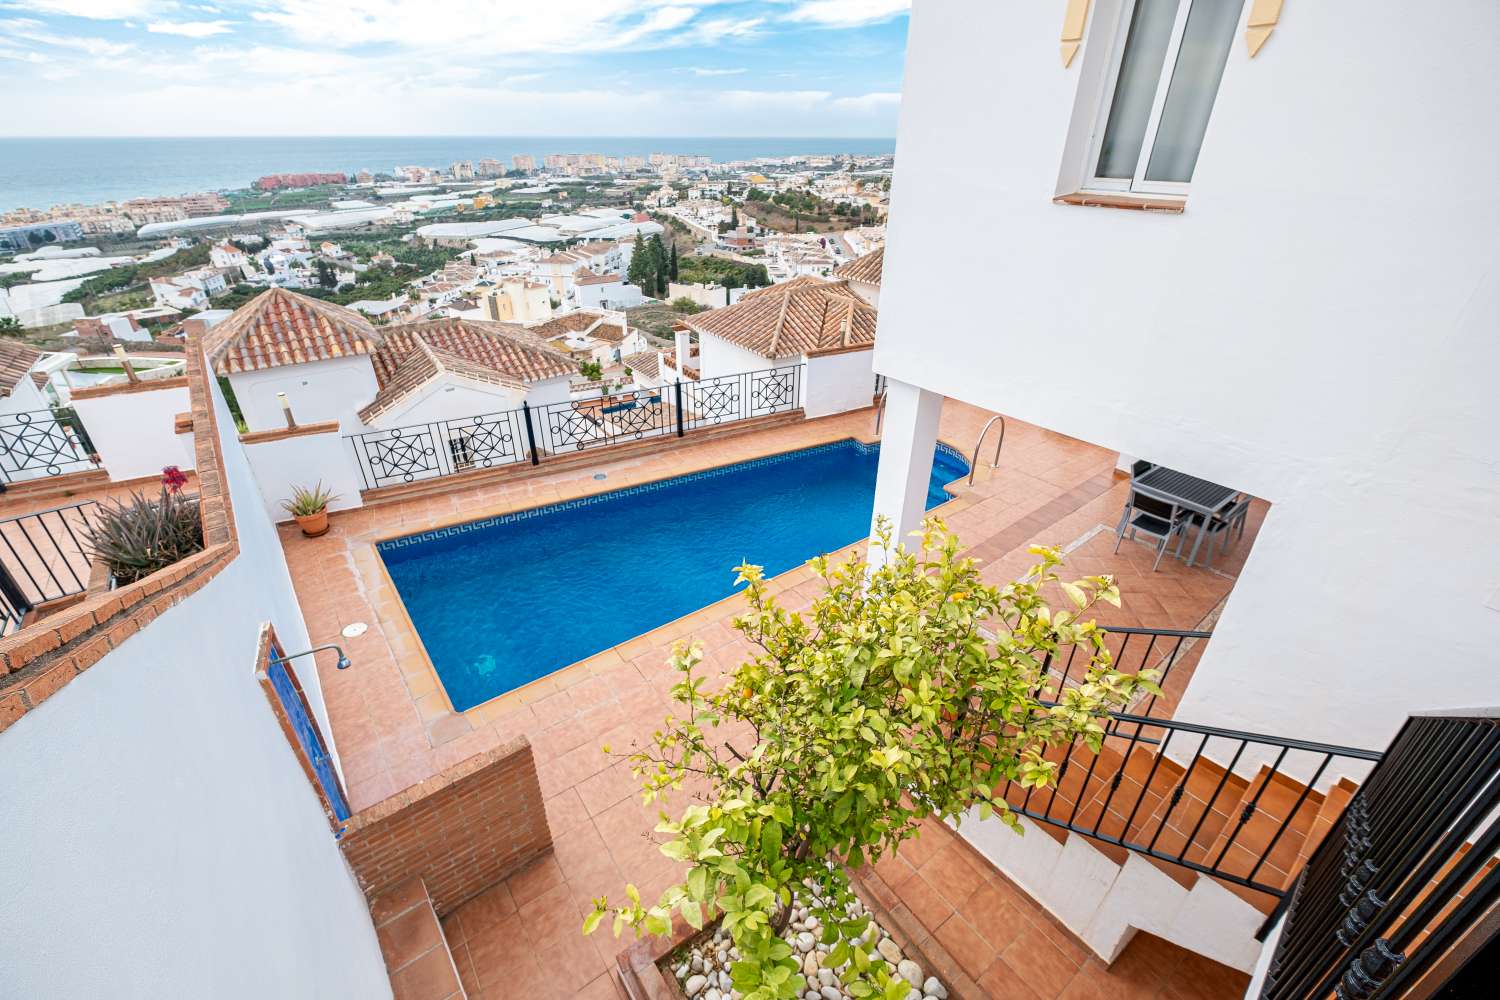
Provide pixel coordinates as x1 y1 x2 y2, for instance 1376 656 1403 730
371 317 575 389
529 312 600 339
204 287 377 375
591 323 626 343
832 246 884 286
0 340 41 397
576 271 620 285
683 278 877 359
623 350 659 379
357 340 526 424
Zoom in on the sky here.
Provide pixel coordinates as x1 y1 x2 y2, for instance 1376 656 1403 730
0 0 911 137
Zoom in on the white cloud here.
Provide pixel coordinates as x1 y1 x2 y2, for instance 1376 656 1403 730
688 66 746 76
147 19 233 36
784 0 909 28
0 17 135 56
830 90 900 113
3 0 163 16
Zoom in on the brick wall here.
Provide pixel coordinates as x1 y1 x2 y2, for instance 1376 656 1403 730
338 735 551 916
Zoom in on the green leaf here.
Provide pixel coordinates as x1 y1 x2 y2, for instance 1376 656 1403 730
680 899 703 931
581 909 605 935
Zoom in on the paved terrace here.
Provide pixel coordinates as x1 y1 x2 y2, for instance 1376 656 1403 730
280 401 1265 999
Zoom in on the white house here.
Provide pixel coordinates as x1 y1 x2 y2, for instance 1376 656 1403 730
149 276 209 311
209 243 248 271
830 246 882 307
867 0 1500 985
0 340 48 418
204 288 576 435
574 270 645 311
681 276 878 418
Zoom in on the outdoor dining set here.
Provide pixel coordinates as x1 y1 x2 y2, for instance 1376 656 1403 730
1114 463 1251 572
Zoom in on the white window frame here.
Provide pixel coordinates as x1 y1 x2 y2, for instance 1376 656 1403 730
1083 0 1205 199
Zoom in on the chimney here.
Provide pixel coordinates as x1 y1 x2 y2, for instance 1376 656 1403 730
674 328 692 374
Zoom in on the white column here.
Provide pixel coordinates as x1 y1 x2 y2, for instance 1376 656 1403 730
869 378 943 563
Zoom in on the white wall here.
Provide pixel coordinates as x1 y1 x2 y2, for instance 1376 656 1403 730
72 383 196 482
697 331 790 379
229 355 380 435
0 372 391 999
379 380 525 428
877 0 1500 753
803 349 875 419
243 426 365 522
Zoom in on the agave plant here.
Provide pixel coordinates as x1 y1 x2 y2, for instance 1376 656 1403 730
83 487 204 585
280 482 338 518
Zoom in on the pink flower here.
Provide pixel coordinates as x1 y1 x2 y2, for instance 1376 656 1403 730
161 465 188 495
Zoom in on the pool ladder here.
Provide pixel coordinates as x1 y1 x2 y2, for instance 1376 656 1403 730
968 415 1006 485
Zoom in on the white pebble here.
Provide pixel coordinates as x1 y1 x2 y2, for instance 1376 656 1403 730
876 938 903 965
818 968 835 988
897 960 923 985
802 953 819 977
923 977 948 999
820 987 842 1000
684 974 708 997
796 931 816 953
705 990 721 1000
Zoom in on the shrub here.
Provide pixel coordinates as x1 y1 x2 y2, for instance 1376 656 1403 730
586 518 1157 999
84 488 204 585
280 483 338 518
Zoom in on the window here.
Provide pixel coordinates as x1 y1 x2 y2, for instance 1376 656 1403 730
1087 0 1244 197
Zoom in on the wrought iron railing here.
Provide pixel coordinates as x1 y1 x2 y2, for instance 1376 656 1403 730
996 711 1381 900
346 365 804 490
1043 624 1212 719
0 499 102 635
1258 710 1500 999
0 409 99 484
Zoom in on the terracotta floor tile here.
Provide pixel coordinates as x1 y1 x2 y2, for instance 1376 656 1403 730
933 913 997 981
378 903 445 968
976 957 1045 1000
999 925 1084 1000
899 873 957 935
962 882 1027 953
507 853 568 908
450 883 517 942
390 946 461 1000
917 841 987 911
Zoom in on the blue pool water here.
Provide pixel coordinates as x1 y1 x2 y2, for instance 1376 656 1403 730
379 439 968 711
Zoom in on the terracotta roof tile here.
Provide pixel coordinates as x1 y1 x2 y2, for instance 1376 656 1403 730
623 350 659 379
203 287 377 375
832 246 883 286
371 317 575 389
683 278 876 360
357 340 526 424
0 341 41 397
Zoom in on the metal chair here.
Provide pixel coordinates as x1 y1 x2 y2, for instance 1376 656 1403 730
1114 491 1188 572
1190 496 1251 566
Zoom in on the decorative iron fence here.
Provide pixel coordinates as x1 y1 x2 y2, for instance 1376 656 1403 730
0 499 102 635
346 365 804 490
0 409 99 484
996 710 1381 900
1258 710 1500 999
1043 624 1213 719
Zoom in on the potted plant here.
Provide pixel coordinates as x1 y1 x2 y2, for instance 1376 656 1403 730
281 483 338 537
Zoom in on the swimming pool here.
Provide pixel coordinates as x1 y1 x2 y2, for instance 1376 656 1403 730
378 439 969 711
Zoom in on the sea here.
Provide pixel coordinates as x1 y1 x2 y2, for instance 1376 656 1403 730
0 136 897 214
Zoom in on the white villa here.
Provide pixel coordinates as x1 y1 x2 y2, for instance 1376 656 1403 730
0 4 1495 1000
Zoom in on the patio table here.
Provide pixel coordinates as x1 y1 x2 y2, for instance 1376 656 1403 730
1130 466 1239 568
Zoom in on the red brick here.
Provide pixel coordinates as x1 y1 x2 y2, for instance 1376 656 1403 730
21 656 79 705
0 691 27 732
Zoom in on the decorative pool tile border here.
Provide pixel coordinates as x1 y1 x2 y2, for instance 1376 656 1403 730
378 439 968 553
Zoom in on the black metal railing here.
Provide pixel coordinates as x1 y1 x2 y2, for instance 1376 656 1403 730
0 409 99 484
0 499 102 635
997 711 1381 900
1258 710 1500 999
346 365 804 490
1043 624 1212 719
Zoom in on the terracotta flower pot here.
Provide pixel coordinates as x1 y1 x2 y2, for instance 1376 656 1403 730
294 508 330 537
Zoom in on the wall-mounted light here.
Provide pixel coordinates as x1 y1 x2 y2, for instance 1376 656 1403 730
271 642 352 671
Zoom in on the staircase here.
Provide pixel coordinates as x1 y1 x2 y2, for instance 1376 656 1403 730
957 710 1378 973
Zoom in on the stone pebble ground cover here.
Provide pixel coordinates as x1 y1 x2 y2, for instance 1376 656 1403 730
671 890 948 1000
